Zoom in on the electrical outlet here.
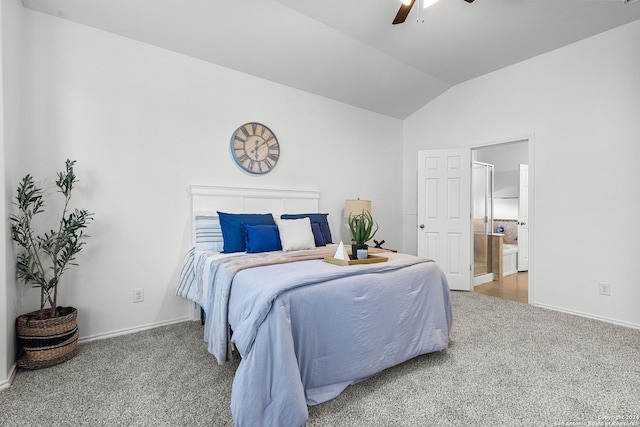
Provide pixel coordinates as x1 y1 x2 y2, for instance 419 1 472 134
598 282 611 296
133 288 144 303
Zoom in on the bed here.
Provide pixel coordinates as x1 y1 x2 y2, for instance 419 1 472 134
176 186 452 427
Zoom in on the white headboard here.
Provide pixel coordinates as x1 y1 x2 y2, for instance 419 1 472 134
191 185 320 216
190 185 320 247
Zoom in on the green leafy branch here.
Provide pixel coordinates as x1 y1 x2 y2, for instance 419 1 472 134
10 160 94 319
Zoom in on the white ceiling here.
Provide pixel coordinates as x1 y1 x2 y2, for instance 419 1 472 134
21 0 640 119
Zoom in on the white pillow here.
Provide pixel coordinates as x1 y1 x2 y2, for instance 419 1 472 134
275 217 316 251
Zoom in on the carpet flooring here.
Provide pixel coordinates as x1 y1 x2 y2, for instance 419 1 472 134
1 291 639 426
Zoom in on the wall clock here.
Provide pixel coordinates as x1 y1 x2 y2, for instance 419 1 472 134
230 122 280 174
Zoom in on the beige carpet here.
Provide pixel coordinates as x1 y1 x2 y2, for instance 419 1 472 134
1 291 639 426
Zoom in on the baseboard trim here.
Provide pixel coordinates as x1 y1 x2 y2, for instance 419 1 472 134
0 363 17 391
78 317 193 344
534 303 640 330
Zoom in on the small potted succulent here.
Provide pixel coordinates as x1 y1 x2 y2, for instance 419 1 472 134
10 159 94 369
348 210 378 259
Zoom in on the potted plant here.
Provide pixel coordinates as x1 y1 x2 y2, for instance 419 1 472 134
10 159 94 369
348 210 378 259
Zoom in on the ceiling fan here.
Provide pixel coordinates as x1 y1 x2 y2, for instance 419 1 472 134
392 0 475 25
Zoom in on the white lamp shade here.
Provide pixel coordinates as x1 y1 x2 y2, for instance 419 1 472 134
344 199 371 218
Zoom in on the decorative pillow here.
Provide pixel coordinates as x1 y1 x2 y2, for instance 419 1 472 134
310 222 326 247
217 212 276 253
280 213 332 244
195 215 224 252
275 217 316 251
243 224 282 253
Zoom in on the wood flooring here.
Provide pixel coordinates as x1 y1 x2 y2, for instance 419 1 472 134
474 271 528 303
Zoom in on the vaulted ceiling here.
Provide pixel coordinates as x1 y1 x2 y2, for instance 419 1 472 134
21 0 640 119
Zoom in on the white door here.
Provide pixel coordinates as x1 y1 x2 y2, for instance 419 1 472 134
517 164 529 271
417 149 471 291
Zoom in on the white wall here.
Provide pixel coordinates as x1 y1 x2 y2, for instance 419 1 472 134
475 141 528 199
12 9 402 341
403 20 640 328
0 0 23 389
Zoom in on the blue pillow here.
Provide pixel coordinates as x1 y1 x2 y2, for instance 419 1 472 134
281 213 332 244
311 222 326 247
243 224 282 253
217 212 276 253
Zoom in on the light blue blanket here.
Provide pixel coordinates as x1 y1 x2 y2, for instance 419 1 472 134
177 249 452 426
226 252 452 427
176 248 223 308
178 248 342 363
200 248 343 363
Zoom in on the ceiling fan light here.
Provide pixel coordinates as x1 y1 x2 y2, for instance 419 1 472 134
423 0 440 8
401 0 412 5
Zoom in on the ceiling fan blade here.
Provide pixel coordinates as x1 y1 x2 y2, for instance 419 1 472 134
392 0 416 25
463 0 475 2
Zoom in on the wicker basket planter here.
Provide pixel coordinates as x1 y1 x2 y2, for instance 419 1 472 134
16 306 79 370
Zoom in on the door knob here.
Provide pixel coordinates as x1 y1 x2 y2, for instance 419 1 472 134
419 224 425 229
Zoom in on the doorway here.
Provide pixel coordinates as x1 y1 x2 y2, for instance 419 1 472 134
472 139 531 303
416 139 533 300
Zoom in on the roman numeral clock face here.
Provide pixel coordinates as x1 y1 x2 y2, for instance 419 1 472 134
230 122 280 174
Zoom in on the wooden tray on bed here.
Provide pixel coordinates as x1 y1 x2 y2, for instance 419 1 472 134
324 254 388 266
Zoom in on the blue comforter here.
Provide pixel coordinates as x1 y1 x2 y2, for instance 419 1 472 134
226 252 452 427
